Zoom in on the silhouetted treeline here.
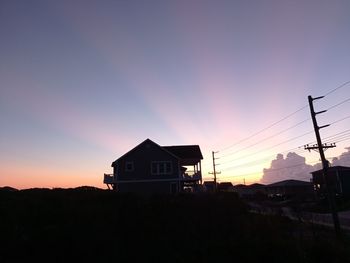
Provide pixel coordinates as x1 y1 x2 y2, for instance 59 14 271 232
0 187 349 262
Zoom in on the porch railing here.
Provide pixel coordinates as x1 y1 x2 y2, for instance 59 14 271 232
182 171 201 181
103 173 115 184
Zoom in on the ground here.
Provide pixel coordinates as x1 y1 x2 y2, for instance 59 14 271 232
0 187 349 262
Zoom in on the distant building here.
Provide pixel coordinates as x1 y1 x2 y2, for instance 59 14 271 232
218 182 234 192
203 181 234 192
203 181 216 192
234 180 314 200
233 183 266 198
311 166 350 198
103 139 203 194
265 179 313 199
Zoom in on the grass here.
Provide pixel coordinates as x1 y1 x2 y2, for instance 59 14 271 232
0 187 349 262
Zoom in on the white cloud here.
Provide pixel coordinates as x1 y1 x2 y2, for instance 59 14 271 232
260 152 315 184
331 147 350 166
260 147 350 184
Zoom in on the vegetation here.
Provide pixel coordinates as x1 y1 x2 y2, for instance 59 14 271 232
0 187 349 262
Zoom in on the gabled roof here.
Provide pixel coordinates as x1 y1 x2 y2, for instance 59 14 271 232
111 138 179 167
162 145 203 160
111 139 203 167
266 179 311 187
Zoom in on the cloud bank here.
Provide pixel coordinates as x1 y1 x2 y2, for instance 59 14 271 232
260 147 350 184
332 147 350 166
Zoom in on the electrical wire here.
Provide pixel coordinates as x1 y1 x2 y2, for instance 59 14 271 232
323 80 350 97
219 118 310 159
218 105 308 152
330 114 350 125
326 97 350 111
218 157 337 180
220 130 314 164
220 129 350 174
220 148 306 171
220 122 350 172
208 82 350 181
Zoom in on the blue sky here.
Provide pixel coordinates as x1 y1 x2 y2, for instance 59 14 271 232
1 0 350 188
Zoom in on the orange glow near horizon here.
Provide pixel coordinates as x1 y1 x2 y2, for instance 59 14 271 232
0 164 105 190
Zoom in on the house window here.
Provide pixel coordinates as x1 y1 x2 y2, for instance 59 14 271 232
151 161 172 175
125 161 134 172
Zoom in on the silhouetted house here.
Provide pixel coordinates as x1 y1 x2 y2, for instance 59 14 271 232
203 181 216 192
234 183 266 198
203 181 234 193
265 179 313 199
312 166 350 198
218 182 234 192
103 139 203 193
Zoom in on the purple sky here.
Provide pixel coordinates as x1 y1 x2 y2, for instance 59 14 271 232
1 0 350 188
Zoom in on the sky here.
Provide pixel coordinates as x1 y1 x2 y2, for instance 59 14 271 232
1 0 350 189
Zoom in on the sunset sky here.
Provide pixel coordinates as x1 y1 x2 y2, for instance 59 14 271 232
1 0 350 189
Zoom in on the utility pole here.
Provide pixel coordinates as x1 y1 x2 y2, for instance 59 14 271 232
306 95 341 238
209 151 221 192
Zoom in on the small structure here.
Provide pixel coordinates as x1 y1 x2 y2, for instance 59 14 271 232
203 181 217 192
218 182 234 192
265 179 313 199
233 183 266 199
104 139 203 194
311 166 350 198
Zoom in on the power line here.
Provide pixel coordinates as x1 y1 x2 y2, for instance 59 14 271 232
323 80 350 97
218 81 350 154
221 148 306 171
330 114 350 125
303 118 350 146
323 129 350 140
221 127 350 173
220 130 314 164
219 157 338 180
326 97 350 111
218 105 309 152
219 118 310 159
324 132 350 144
333 136 350 144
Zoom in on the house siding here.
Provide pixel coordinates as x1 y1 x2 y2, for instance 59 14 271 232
114 140 179 181
312 166 350 197
106 139 203 193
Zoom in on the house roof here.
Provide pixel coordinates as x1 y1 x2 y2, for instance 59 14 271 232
234 184 247 188
311 166 350 174
266 179 311 187
162 145 203 160
218 182 233 189
249 183 265 188
112 138 179 167
234 183 265 189
112 139 203 167
203 181 215 185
